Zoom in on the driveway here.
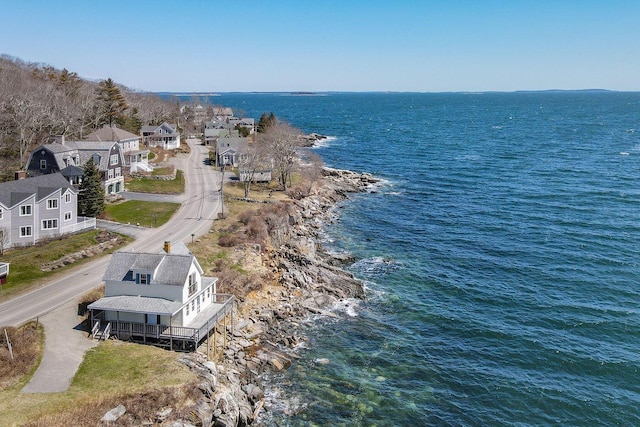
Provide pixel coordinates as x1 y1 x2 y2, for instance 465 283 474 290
22 297 98 393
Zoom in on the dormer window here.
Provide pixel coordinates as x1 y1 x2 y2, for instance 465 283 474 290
136 273 151 284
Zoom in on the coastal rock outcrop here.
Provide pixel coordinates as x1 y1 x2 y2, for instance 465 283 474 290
173 167 379 426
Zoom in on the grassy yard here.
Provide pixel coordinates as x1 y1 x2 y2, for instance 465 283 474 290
125 169 184 194
0 340 198 426
0 230 130 301
101 200 180 228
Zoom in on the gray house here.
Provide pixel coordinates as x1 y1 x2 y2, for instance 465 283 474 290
0 173 95 249
85 125 151 173
25 136 126 194
215 137 249 167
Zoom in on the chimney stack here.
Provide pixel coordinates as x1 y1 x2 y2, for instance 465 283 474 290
163 241 171 253
14 171 26 180
55 135 65 145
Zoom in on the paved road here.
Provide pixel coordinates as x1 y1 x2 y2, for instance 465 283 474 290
0 139 222 393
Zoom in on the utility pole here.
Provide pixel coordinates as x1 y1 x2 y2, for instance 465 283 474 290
220 164 225 218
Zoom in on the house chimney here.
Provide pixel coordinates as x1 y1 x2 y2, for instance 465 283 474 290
55 135 65 145
163 241 171 253
14 171 26 180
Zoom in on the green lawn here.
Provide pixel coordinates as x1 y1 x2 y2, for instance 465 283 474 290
101 200 180 228
126 169 184 194
0 230 130 299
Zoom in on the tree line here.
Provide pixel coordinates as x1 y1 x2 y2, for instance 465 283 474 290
0 55 180 181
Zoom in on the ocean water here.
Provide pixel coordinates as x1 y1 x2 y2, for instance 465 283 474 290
207 92 640 426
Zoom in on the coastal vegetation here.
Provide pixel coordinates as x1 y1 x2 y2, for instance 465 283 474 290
0 340 198 426
0 321 42 391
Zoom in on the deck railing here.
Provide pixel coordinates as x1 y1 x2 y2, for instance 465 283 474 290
91 294 235 347
61 216 96 234
0 263 9 277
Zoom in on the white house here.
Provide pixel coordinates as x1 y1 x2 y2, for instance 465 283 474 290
141 123 181 150
87 241 233 350
0 173 96 250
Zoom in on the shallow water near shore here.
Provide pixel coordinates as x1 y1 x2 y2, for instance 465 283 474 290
191 92 640 425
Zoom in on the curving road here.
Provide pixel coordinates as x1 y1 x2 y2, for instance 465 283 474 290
0 139 222 328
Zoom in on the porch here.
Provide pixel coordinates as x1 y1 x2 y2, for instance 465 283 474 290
89 294 234 351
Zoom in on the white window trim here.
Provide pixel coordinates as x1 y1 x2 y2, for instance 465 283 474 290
20 226 32 237
20 205 32 216
64 212 72 221
41 219 58 230
47 199 58 209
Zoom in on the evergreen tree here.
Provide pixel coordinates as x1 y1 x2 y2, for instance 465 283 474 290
78 158 105 217
96 78 128 126
257 111 277 133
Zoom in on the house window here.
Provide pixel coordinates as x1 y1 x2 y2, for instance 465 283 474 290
47 199 58 209
64 212 72 221
186 304 190 316
191 301 195 312
65 193 71 203
110 154 118 165
40 159 46 170
0 209 3 220
188 273 197 296
20 226 32 237
108 169 114 180
136 273 151 285
115 167 121 177
42 219 58 230
20 205 32 216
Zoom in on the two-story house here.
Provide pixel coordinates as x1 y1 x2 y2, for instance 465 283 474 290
25 136 126 194
141 123 181 150
0 173 95 249
215 136 249 167
87 241 234 351
85 125 151 173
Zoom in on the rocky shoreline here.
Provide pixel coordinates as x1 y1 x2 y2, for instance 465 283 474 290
176 168 380 426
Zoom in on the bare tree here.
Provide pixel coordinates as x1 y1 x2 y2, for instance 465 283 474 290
0 227 8 255
238 143 272 198
258 122 303 192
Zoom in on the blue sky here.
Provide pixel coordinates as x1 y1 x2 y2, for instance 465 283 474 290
1 0 638 92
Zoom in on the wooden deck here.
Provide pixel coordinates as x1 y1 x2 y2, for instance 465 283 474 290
90 294 234 351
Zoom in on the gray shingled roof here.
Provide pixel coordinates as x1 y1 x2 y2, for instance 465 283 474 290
61 165 84 178
103 249 199 286
32 141 121 172
85 126 139 142
0 173 75 208
87 295 183 315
